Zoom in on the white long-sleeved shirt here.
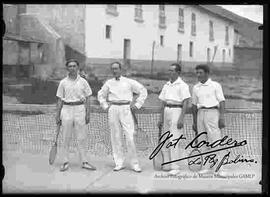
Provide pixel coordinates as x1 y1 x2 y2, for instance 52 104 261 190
97 76 147 110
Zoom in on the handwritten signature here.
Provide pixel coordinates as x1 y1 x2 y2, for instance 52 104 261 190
149 131 257 172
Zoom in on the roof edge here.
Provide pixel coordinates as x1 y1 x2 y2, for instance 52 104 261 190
196 5 236 24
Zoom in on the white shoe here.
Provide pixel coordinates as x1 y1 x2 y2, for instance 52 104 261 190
132 164 142 173
82 162 96 171
113 165 125 171
214 171 228 178
168 169 181 175
60 162 69 172
198 169 211 174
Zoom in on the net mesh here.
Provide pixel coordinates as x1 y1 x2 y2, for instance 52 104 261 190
2 104 262 160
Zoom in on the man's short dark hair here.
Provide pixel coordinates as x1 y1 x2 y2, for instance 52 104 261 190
111 61 122 69
195 64 210 73
170 63 182 73
66 59 79 67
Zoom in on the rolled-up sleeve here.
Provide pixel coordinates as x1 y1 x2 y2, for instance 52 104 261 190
83 79 92 97
215 83 225 102
191 86 198 105
181 84 191 101
97 82 109 110
56 81 64 100
130 79 147 109
158 85 166 102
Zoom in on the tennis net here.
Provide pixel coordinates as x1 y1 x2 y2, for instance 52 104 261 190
2 104 262 160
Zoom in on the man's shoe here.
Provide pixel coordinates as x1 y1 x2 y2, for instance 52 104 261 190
162 166 171 172
168 169 181 175
60 162 69 172
198 168 211 174
113 165 125 171
214 171 228 178
132 164 142 173
82 162 96 171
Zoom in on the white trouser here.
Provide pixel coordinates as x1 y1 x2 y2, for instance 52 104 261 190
162 107 185 170
108 105 139 167
197 109 224 171
60 104 88 163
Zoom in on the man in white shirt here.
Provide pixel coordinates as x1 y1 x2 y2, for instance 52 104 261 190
192 64 226 177
158 63 191 175
56 59 96 172
98 62 147 173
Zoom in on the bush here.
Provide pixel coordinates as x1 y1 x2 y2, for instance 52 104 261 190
19 78 58 104
4 76 104 104
86 77 103 97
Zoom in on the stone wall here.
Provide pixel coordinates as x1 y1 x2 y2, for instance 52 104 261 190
19 14 66 79
26 4 86 54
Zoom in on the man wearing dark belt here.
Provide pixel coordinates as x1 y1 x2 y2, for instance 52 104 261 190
97 62 147 172
192 64 226 177
158 63 191 175
55 59 96 172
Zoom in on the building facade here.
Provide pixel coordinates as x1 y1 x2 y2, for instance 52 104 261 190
3 4 237 78
3 4 49 79
85 4 235 73
26 4 86 55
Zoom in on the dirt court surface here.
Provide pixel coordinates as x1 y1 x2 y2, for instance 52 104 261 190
3 151 262 194
3 74 262 109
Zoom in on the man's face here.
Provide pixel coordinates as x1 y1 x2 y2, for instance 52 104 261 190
196 69 208 82
169 65 178 81
111 63 121 78
66 61 79 75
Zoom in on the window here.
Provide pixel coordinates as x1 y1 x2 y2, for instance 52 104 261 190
159 5 166 29
222 49 226 63
106 4 119 16
160 35 164 46
177 44 182 62
225 26 229 45
134 5 143 22
207 48 211 62
229 48 231 57
209 20 214 41
189 41 193 57
105 25 111 39
178 8 184 32
159 5 165 12
191 13 196 36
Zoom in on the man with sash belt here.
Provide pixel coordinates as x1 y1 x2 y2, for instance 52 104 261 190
98 62 147 172
55 59 96 172
158 63 191 175
192 64 227 177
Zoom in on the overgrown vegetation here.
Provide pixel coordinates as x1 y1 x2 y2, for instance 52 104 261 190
3 76 103 104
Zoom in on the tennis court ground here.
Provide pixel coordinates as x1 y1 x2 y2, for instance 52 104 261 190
2 104 262 193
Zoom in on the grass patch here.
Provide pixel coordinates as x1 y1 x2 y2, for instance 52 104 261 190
249 89 262 94
86 77 103 97
3 76 104 104
5 110 45 116
131 73 170 81
20 78 58 104
225 95 262 103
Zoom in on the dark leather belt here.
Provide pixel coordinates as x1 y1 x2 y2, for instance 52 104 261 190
63 101 84 105
200 106 218 109
111 102 131 105
165 104 183 108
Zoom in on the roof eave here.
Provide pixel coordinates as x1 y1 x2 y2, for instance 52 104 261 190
3 33 47 44
196 5 236 24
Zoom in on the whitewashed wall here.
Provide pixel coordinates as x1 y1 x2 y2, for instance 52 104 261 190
85 5 234 64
